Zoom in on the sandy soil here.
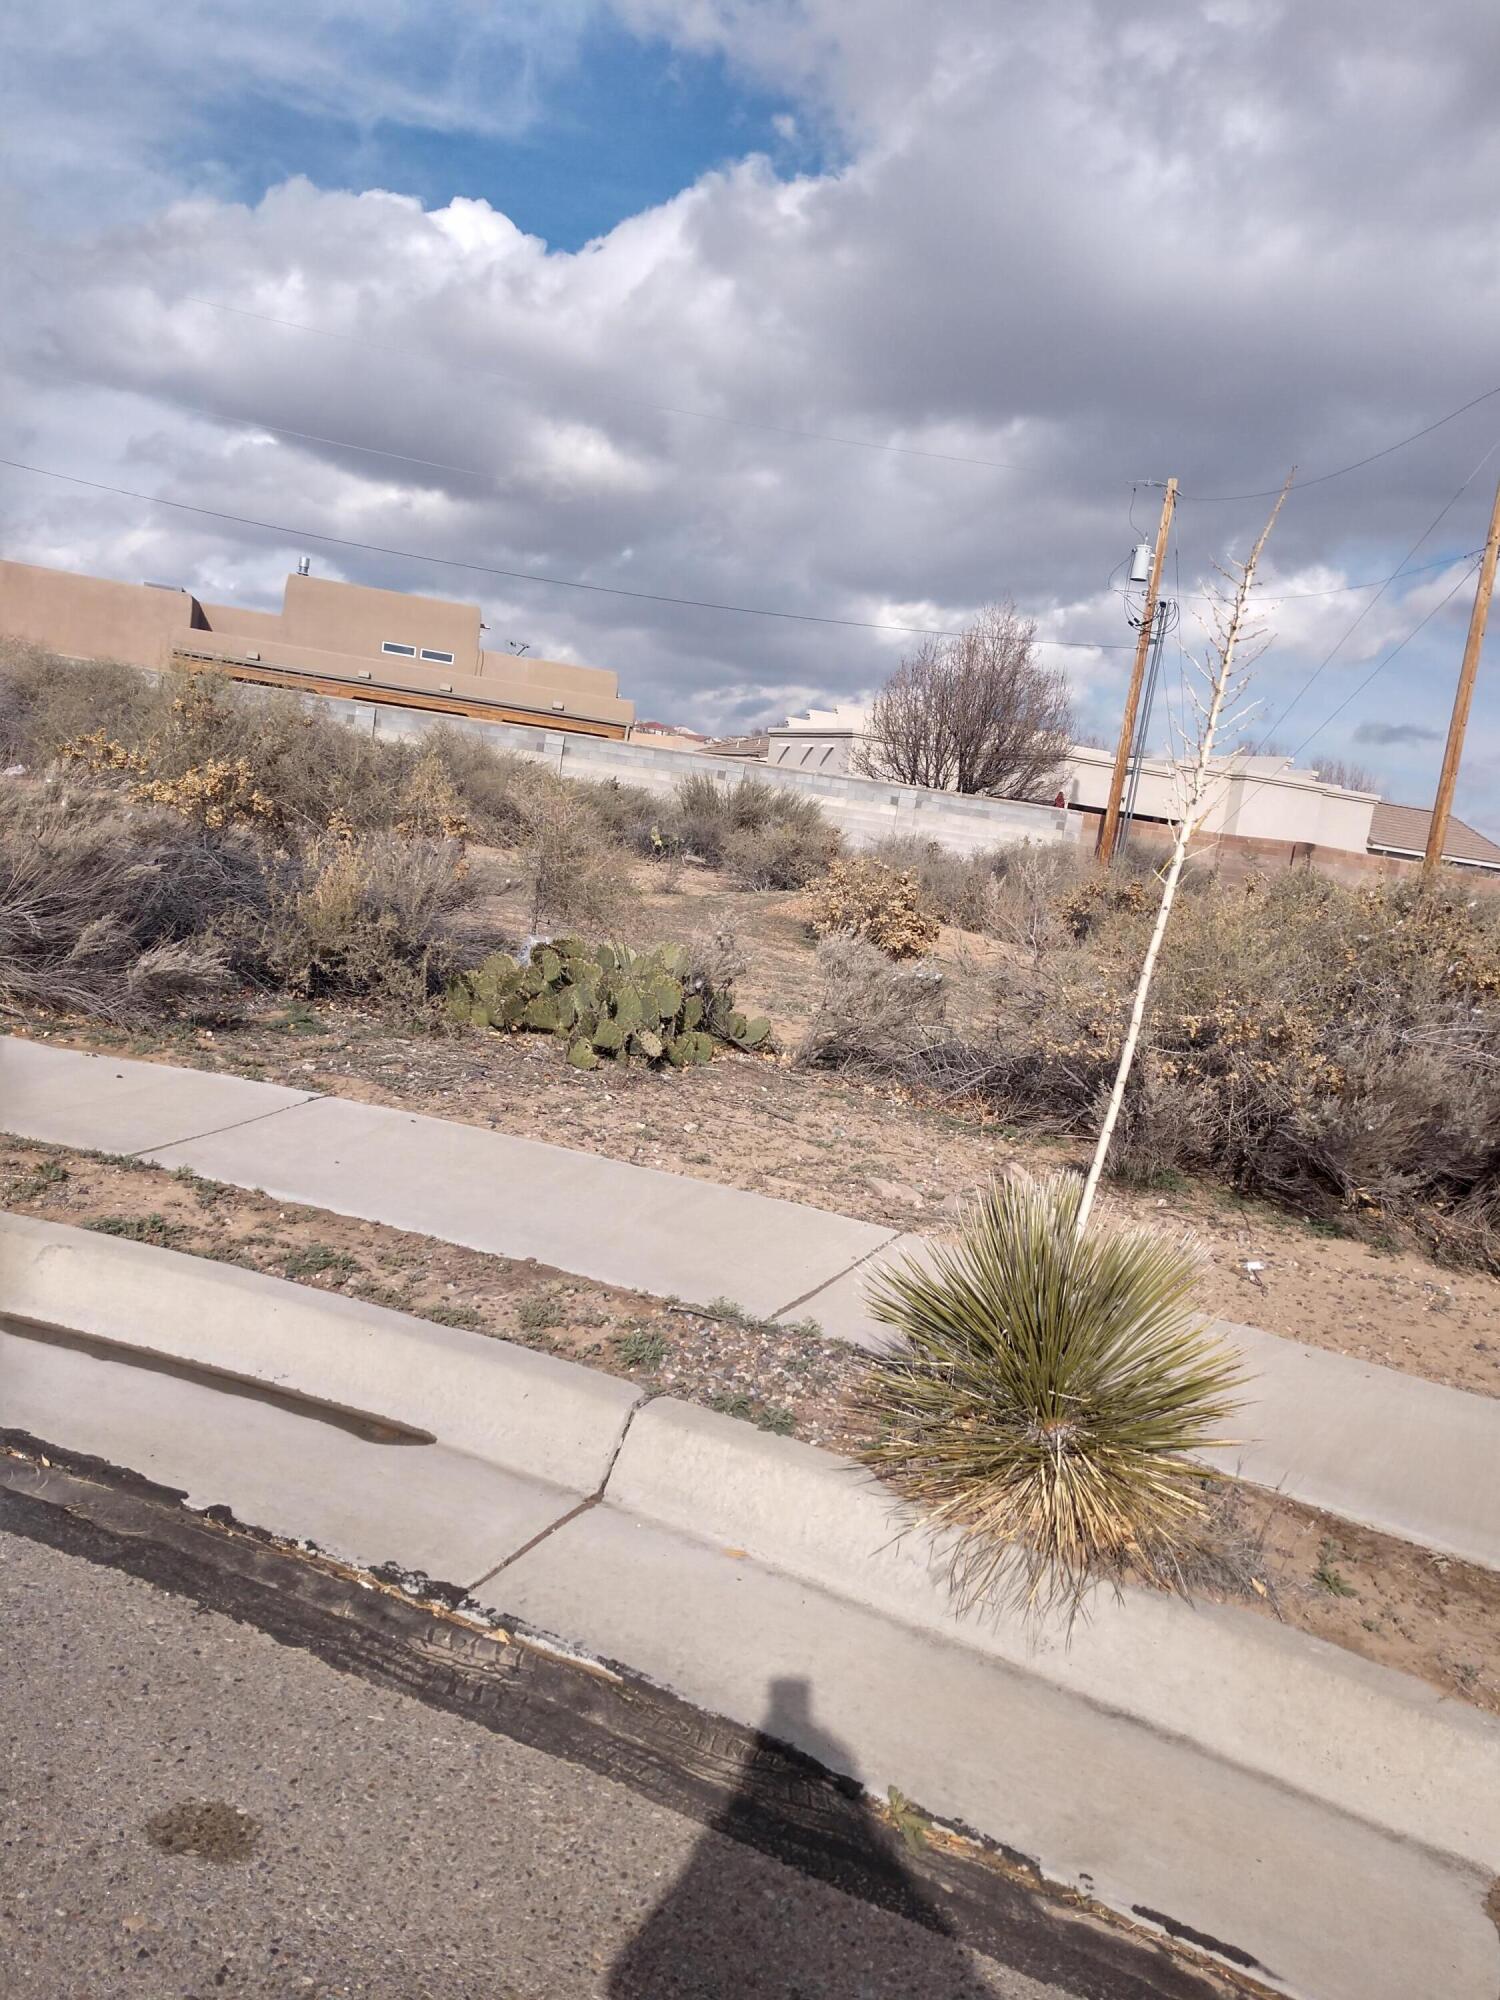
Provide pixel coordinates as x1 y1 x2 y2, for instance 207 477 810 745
6 1133 1497 1719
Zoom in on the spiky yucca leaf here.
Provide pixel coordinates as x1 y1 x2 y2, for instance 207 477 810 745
860 1172 1244 1613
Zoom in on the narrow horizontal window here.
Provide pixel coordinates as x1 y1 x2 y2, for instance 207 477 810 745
420 648 455 665
381 641 416 658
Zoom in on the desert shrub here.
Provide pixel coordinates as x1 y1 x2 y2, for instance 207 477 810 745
860 1172 1244 1610
1056 871 1154 940
805 856 939 958
0 644 156 766
675 772 841 881
796 933 947 1071
1108 873 1500 1254
908 870 1500 1268
259 833 479 1007
722 819 838 891
512 779 639 935
450 935 770 1070
0 789 262 1022
394 744 471 841
869 837 996 931
578 777 681 859
415 727 552 843
870 835 1090 938
54 668 417 835
673 772 734 864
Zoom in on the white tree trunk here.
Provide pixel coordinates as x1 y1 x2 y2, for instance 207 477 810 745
1075 482 1289 1239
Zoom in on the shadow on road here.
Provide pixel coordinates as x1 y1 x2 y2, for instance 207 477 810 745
606 1675 998 1998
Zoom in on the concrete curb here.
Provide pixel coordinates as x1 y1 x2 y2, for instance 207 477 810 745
606 1396 1500 1873
6 1216 1499 1999
0 1211 641 1494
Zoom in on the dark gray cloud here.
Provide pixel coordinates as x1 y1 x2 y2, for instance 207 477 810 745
2 1 1498 833
1354 720 1445 747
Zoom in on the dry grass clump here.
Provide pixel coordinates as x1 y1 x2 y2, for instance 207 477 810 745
0 782 487 1025
860 1172 1244 1612
805 856 940 958
0 790 261 1022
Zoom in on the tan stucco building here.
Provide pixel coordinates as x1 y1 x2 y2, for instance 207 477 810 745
0 558 634 736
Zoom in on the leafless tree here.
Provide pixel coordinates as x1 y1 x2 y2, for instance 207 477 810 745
1314 756 1382 795
854 603 1072 798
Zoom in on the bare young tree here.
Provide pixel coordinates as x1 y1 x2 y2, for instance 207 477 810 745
1075 476 1293 1237
855 603 1072 798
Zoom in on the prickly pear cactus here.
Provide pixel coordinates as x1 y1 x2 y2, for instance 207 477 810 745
447 937 775 1073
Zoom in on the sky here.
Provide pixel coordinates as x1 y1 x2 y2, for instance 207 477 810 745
2 1 1498 834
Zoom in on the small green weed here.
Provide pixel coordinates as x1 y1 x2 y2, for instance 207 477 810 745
7 1158 69 1198
422 1301 486 1331
708 1391 796 1435
615 1328 668 1369
172 1166 227 1206
283 1243 358 1280
705 1295 750 1324
85 1213 184 1247
518 1291 564 1332
1313 1540 1357 1598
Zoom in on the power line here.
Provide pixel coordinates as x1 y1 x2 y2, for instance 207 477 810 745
40 370 1488 611
1179 382 1500 502
1245 431 1500 747
1177 555 1481 834
1280 556 1483 767
19 258 1500 503
0 454 1135 649
1145 546 1480 609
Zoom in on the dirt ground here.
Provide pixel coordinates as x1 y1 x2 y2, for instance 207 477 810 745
5 1134 1498 1719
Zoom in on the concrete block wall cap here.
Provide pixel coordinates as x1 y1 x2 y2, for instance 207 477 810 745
0 1212 641 1495
608 1397 1500 1870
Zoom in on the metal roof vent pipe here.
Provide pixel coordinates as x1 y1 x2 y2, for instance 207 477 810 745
296 555 311 576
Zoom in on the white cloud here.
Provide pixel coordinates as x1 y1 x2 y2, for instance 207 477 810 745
3 0 1500 815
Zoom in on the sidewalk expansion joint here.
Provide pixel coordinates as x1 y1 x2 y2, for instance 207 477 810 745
771 1228 906 1322
465 1389 654 1592
130 1093 325 1160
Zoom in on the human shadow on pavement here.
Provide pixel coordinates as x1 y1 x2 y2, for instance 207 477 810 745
606 1675 999 1999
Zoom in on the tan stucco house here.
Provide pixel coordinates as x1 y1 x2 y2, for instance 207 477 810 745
0 558 634 737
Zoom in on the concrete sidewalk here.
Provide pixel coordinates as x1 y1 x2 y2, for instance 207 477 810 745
4 1036 1499 1570
4 1214 1498 2000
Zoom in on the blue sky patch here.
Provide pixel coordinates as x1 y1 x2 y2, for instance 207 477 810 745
165 22 824 248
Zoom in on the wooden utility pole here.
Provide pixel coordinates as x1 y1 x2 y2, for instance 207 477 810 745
1424 468 1500 876
1098 477 1176 864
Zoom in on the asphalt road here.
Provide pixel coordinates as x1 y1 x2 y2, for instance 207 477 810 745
0 1526 1122 2000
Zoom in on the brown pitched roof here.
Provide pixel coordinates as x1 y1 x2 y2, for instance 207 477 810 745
1368 801 1500 869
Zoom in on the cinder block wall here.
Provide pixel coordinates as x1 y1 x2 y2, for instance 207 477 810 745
334 699 1072 858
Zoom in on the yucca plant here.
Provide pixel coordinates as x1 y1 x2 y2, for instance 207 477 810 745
860 1172 1244 1613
